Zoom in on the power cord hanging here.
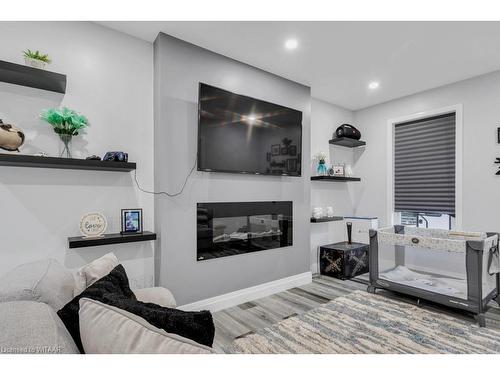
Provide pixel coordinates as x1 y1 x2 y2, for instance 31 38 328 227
133 157 197 197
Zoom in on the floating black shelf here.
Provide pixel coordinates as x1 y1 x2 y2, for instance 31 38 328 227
311 176 361 182
329 137 366 148
68 231 157 249
0 60 66 93
0 154 136 172
310 216 344 223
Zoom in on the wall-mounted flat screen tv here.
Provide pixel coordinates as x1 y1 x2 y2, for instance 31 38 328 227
198 83 302 176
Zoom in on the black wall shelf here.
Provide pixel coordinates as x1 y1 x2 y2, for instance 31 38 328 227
311 176 361 182
329 137 366 148
0 154 136 172
311 216 344 223
0 60 66 94
68 231 157 249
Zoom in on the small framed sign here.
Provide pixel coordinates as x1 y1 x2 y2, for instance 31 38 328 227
79 213 107 238
121 209 143 234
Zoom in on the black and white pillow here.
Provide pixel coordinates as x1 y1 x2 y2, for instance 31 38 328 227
57 264 215 353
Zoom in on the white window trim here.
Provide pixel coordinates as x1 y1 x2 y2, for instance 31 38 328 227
386 104 463 229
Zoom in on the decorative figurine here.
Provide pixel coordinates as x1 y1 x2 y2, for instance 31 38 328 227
0 119 25 152
315 151 328 176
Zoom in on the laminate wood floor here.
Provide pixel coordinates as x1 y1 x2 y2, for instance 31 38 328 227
212 274 500 353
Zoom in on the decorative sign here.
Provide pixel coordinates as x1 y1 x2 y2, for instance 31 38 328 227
79 213 107 238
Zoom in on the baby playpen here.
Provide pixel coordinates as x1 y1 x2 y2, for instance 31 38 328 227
368 226 500 326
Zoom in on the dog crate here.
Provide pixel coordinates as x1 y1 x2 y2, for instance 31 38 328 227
368 226 500 326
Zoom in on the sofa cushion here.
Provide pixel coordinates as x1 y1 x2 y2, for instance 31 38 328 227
58 264 215 353
74 252 119 295
0 301 79 354
0 259 75 311
79 298 213 354
134 287 177 308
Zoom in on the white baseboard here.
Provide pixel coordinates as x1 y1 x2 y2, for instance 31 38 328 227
178 271 312 312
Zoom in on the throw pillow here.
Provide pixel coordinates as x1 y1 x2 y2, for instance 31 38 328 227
0 259 75 311
73 252 119 295
58 264 215 353
79 298 213 354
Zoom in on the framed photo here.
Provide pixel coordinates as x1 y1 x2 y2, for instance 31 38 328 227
271 144 280 156
497 128 500 144
286 158 297 172
280 146 288 155
121 209 143 234
332 165 345 176
289 145 297 156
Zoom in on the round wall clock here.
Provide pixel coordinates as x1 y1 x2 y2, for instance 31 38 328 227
79 213 107 238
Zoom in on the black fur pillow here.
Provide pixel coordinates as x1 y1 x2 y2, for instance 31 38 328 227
57 264 215 353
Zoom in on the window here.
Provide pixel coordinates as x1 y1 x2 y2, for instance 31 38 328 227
393 112 456 230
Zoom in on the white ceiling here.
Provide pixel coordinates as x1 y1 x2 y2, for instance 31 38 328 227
99 21 500 110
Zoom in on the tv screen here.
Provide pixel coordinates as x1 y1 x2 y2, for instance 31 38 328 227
198 83 302 176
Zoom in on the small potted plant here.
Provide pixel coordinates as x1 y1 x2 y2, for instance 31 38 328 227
23 49 51 69
315 151 328 176
40 107 89 158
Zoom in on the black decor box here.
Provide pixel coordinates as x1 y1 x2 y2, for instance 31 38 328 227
319 242 369 280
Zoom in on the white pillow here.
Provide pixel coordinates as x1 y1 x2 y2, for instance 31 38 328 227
79 298 214 354
74 253 119 295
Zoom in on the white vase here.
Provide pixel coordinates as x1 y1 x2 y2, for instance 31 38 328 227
24 57 46 70
312 207 323 219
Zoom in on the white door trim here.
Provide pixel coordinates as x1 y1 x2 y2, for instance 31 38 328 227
386 104 463 229
178 271 312 312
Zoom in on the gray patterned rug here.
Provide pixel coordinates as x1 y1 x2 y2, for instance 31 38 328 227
228 290 500 354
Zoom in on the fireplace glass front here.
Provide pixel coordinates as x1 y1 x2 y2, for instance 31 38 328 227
197 201 293 261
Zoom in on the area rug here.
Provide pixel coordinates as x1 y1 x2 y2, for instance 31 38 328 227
228 290 500 354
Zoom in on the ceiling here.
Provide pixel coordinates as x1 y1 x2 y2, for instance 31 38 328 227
99 21 500 110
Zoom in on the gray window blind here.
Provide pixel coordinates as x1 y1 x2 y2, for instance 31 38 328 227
394 112 456 215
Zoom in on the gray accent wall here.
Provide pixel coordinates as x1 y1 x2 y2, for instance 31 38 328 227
154 33 311 305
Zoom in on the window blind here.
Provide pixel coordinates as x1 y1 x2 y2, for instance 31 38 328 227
394 112 456 216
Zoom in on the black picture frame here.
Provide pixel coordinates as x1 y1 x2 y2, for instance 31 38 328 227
121 208 143 234
271 144 280 156
497 127 500 144
280 146 288 155
289 145 297 156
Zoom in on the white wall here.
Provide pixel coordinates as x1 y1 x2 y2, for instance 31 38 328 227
154 34 311 305
354 69 500 232
310 98 358 272
0 22 155 288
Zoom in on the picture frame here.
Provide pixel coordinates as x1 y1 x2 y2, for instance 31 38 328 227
497 127 500 144
289 145 297 156
280 146 288 155
332 165 345 176
121 208 143 234
271 144 280 156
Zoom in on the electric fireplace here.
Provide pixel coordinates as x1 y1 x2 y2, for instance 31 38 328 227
197 201 293 261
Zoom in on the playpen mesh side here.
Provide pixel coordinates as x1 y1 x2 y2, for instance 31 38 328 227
376 227 469 299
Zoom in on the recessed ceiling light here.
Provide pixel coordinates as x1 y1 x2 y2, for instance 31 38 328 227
368 81 380 90
247 115 256 122
284 38 298 50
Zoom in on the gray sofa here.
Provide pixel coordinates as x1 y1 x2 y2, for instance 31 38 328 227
0 258 196 354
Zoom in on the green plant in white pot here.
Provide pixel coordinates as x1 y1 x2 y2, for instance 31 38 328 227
23 49 51 69
40 107 89 158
